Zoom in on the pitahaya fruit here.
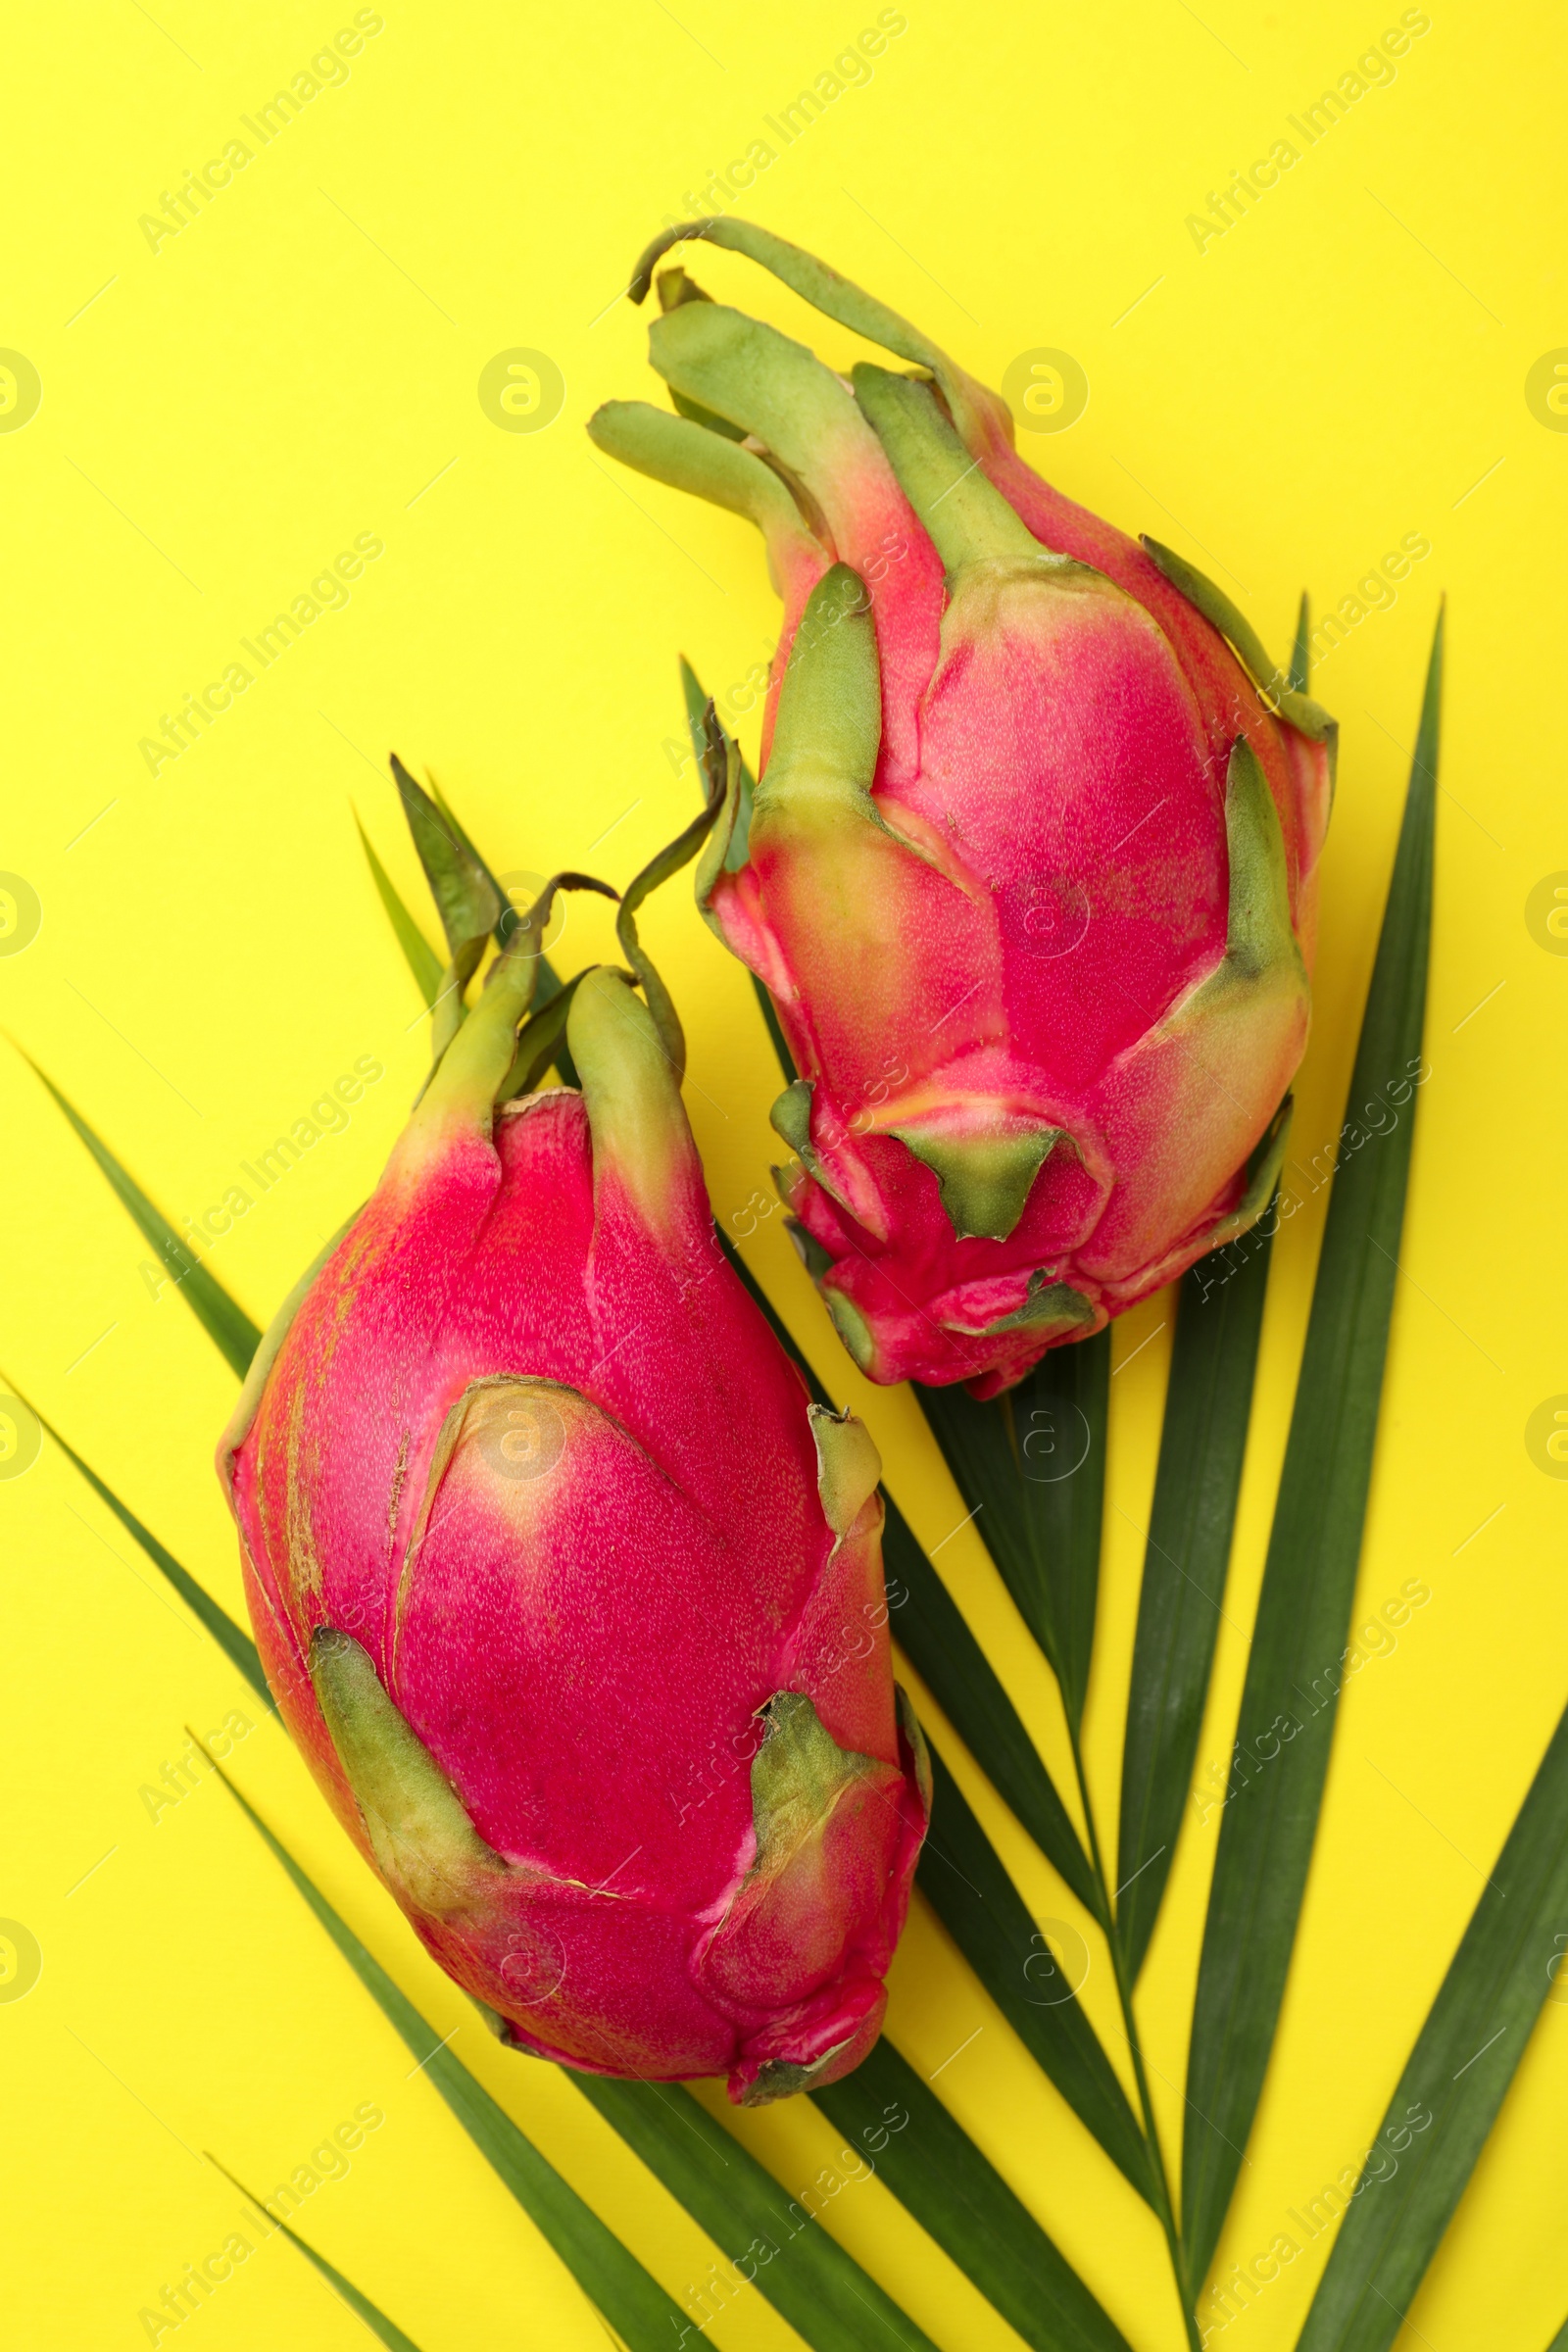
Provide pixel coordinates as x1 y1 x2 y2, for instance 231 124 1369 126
218 867 929 2103
590 221 1334 1395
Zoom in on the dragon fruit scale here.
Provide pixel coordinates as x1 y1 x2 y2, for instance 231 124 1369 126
589 220 1335 1396
218 882 929 2105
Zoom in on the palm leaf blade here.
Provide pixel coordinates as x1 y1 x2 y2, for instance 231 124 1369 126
916 1336 1110 1735
1115 1242 1272 1984
1290 591 1311 694
918 1744 1155 2205
355 811 444 1006
881 1495 1096 1910
1181 608 1444 2283
207 2153 425 2349
362 787 579 1085
21 1385 270 1702
20 1055 261 1375
1297 1698 1568 2352
574 2076 943 2352
813 2038 1135 2352
389 756 500 958
214 1774 687 2349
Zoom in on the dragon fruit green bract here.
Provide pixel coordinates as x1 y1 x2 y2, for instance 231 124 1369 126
217 901 929 2105
590 222 1336 1396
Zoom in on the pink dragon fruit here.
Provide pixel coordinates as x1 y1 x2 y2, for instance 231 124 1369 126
217 886 929 2104
589 222 1335 1395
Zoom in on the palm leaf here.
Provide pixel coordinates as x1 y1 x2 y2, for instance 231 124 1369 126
387 756 502 1063
1290 592 1311 695
388 755 500 959
355 811 444 1008
223 1768 947 2352
880 1495 1095 1911
360 786 579 1086
12 1377 270 1702
813 2038 1135 2352
212 1771 688 2350
918 1744 1155 2204
716 1233 1095 1907
17 1052 261 1376
1109 1039 1293 1988
1115 1241 1272 1984
423 781 582 1087
916 1338 1110 1735
574 2077 942 2352
424 777 523 952
1297 1695 1568 2351
206 2152 424 2348
1181 606 1444 2286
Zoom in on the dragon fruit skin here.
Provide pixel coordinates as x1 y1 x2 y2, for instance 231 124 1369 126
218 960 929 2105
589 223 1334 1396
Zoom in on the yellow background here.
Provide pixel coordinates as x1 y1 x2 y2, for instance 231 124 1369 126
3 2 1565 2345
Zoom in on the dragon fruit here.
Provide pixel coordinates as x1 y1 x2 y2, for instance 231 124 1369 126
217 871 929 2104
589 221 1334 1395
